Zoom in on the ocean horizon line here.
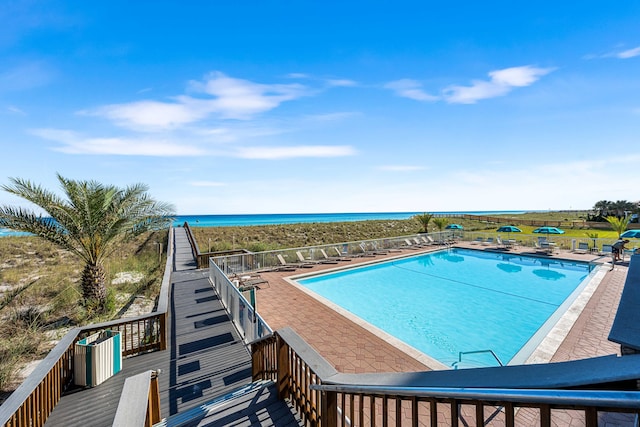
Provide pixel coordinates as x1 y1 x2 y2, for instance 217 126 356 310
172 210 532 228
1 210 547 237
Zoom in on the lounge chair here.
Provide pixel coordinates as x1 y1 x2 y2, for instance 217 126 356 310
320 248 351 262
238 276 268 290
403 239 421 249
423 236 438 245
601 244 613 256
297 250 338 264
574 242 589 254
470 237 484 245
481 237 494 246
277 254 313 269
535 240 555 254
412 237 431 247
373 240 400 253
333 247 351 258
356 242 377 257
495 237 509 250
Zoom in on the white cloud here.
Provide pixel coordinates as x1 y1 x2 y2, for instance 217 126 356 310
378 165 426 172
236 145 356 159
6 105 26 115
384 79 439 101
444 66 554 104
190 181 227 187
30 128 205 156
0 61 52 92
326 79 357 87
286 73 310 79
86 72 312 131
617 46 640 59
305 112 361 122
88 100 205 131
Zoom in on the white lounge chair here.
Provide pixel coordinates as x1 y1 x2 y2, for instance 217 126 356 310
403 239 421 249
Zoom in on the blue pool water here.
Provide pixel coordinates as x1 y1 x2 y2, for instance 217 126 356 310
298 248 597 368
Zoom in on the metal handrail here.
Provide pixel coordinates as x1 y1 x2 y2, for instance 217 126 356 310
309 383 640 409
208 259 272 343
452 349 504 369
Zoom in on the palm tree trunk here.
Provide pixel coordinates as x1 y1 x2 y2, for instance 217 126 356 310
81 263 107 307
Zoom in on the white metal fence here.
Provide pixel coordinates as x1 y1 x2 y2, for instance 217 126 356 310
208 260 272 343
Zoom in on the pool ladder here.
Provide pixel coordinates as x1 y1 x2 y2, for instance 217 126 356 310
451 350 506 425
451 349 504 370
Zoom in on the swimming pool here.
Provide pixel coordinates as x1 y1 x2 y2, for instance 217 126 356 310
297 248 600 368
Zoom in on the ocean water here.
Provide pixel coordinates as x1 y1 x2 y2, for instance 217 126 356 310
173 211 526 228
0 211 525 237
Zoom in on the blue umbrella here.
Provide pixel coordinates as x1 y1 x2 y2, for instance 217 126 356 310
620 230 640 239
496 225 522 240
445 224 463 230
533 226 565 235
496 225 522 233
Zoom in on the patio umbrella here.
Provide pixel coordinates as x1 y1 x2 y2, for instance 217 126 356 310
620 230 640 239
445 224 463 230
533 226 565 235
496 225 522 240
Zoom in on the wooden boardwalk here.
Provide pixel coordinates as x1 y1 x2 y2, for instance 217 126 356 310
44 228 258 426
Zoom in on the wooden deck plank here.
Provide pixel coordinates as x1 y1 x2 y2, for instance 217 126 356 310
44 228 254 426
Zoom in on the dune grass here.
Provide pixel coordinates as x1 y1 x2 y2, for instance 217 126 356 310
0 230 167 394
190 210 621 251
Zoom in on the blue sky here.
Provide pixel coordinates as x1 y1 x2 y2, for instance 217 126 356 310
1 1 639 215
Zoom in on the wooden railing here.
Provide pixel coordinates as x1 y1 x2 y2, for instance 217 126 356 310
183 221 250 269
252 330 335 426
0 227 174 427
252 328 640 427
182 221 201 265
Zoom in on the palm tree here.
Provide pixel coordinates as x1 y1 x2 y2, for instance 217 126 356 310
605 215 631 238
414 213 433 233
432 217 448 232
0 174 175 310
